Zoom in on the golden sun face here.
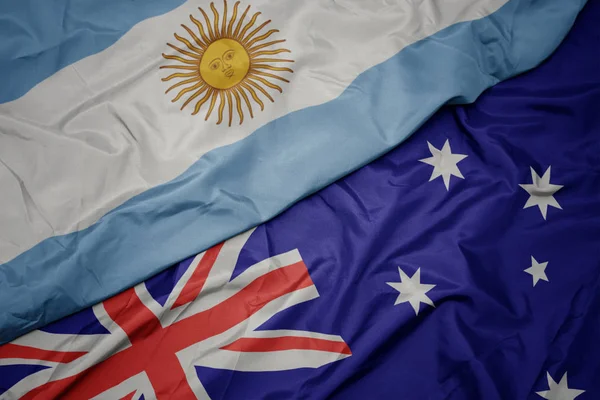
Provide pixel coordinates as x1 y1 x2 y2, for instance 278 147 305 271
200 39 249 89
160 0 294 126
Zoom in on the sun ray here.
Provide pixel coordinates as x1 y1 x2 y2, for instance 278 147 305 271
162 1 293 125
252 58 294 63
193 88 215 115
233 5 251 38
248 75 282 94
160 65 198 70
204 90 219 120
249 40 286 53
167 43 202 60
232 89 244 124
251 49 290 57
250 70 290 83
162 72 198 81
241 82 265 110
174 33 204 54
221 0 228 38
165 76 201 94
245 29 279 48
236 87 254 118
162 53 198 65
226 90 234 126
211 3 221 39
227 1 240 37
239 12 261 40
247 79 275 102
216 91 226 124
190 14 211 44
251 64 293 73
199 7 216 42
181 24 207 50
172 81 207 103
180 85 209 111
242 20 270 44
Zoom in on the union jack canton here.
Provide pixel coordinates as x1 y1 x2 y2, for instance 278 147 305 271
0 229 351 399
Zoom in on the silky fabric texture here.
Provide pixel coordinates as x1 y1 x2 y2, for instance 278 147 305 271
197 6 600 397
0 0 511 264
1 1 598 398
0 0 187 103
0 0 587 344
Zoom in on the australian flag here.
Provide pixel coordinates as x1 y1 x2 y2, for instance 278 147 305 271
1 2 600 399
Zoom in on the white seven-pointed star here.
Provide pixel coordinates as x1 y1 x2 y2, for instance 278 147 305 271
419 139 467 190
386 268 436 315
536 372 585 400
524 256 549 287
519 166 563 220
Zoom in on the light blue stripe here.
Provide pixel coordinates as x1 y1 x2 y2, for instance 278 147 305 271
0 0 586 343
0 0 186 103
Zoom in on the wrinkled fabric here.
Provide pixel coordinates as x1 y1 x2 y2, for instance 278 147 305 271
0 0 587 344
0 0 511 264
1 1 599 398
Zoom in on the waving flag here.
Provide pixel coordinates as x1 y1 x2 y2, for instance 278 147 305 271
0 0 588 343
1 1 599 397
1 229 350 399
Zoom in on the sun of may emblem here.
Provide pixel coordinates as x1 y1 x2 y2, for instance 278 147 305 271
160 0 294 126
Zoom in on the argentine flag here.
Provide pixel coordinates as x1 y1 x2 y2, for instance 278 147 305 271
0 0 587 343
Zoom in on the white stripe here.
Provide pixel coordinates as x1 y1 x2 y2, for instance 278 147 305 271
135 282 168 322
198 228 256 296
244 329 345 342
4 306 132 398
161 251 206 312
166 227 255 314
0 0 509 262
0 359 58 368
176 354 212 400
11 330 106 353
90 372 156 400
156 228 255 326
0 365 57 400
233 286 320 342
7 303 128 353
175 285 322 396
197 348 351 371
93 303 131 348
176 285 319 363
172 248 303 323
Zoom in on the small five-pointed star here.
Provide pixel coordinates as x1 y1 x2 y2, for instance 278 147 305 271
536 372 585 400
419 139 467 190
519 166 563 220
524 256 549 287
386 267 436 315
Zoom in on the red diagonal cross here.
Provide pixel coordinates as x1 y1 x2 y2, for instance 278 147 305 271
19 253 313 400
